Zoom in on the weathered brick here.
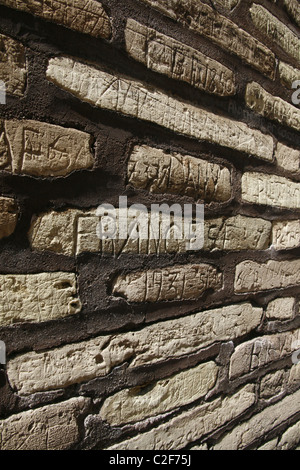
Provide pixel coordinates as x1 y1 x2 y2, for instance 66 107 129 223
0 272 81 326
29 207 271 256
212 0 240 10
112 264 222 302
235 259 300 293
258 439 278 451
0 119 94 177
246 82 300 133
0 0 111 39
0 196 18 240
204 215 271 251
279 420 300 450
250 4 300 63
275 142 300 175
0 33 26 97
7 303 262 395
46 57 274 161
100 361 218 426
229 329 300 379
283 0 300 28
128 145 232 202
0 397 89 450
125 19 236 97
278 62 300 90
266 297 296 321
272 220 300 251
242 172 300 209
138 0 276 78
260 370 287 399
107 385 256 450
214 389 300 449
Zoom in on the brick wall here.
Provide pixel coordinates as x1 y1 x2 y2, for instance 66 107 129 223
0 0 299 451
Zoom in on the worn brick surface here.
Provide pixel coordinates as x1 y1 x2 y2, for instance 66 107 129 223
0 0 111 38
0 33 27 97
139 0 276 78
46 57 274 161
6 303 262 395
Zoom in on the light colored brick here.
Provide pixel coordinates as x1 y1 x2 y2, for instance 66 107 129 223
272 220 300 251
258 439 278 450
125 19 236 97
279 421 300 450
0 397 89 450
283 0 300 28
241 172 300 209
229 329 300 379
0 33 26 97
29 208 271 256
46 57 274 162
128 145 232 202
260 370 287 398
246 82 300 133
138 0 276 78
266 297 296 321
0 272 81 326
214 389 300 449
275 142 300 175
204 215 271 251
212 0 240 10
107 385 256 450
0 0 111 39
0 196 18 239
278 62 300 90
0 119 94 177
100 361 218 425
7 303 262 395
112 264 222 302
235 259 300 293
250 4 300 63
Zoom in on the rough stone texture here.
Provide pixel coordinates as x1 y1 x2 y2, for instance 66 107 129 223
241 172 300 209
229 329 300 379
0 119 94 177
212 0 240 10
272 220 300 251
107 385 256 450
275 143 300 175
258 439 278 450
266 297 296 321
278 62 300 90
112 264 222 302
46 57 274 161
0 272 81 326
214 389 300 450
0 33 27 97
138 0 276 78
260 370 288 399
125 19 236 97
283 0 300 28
204 215 271 252
29 207 272 256
235 259 300 293
250 4 300 63
100 361 218 425
0 397 89 450
0 196 18 239
279 421 300 450
6 303 262 395
246 82 300 133
128 145 232 202
0 0 111 39
29 209 80 256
